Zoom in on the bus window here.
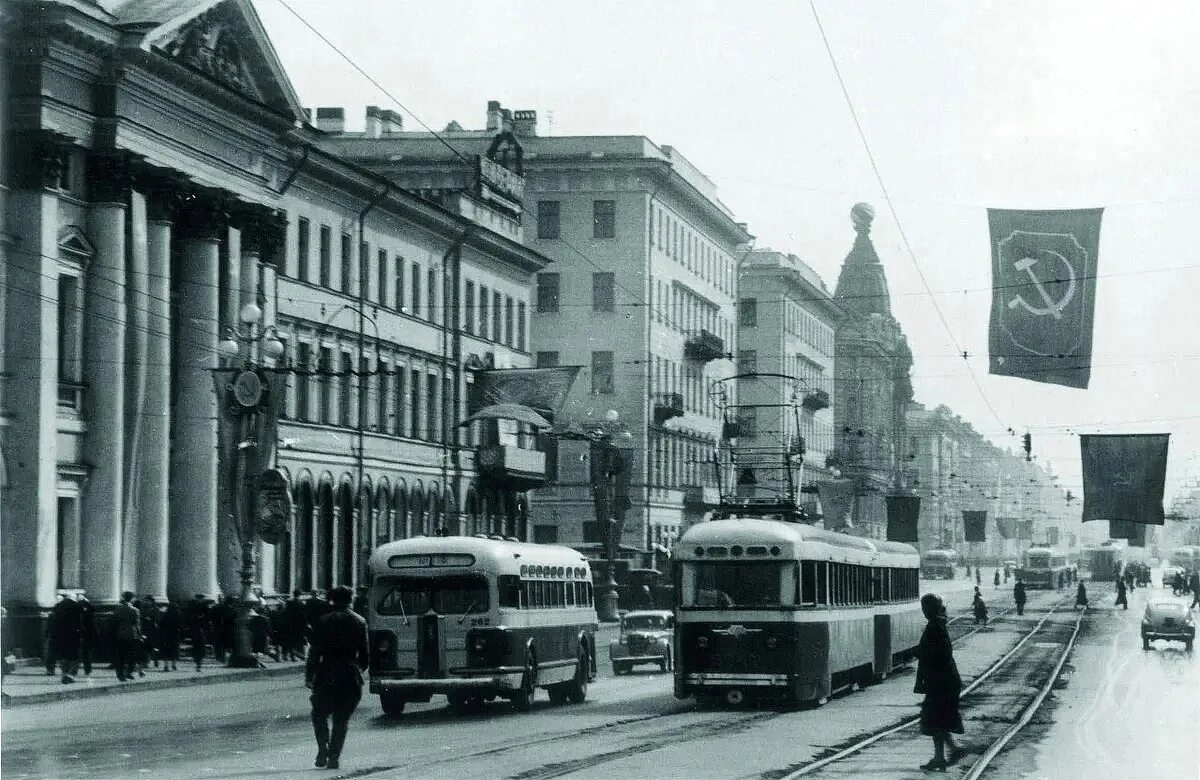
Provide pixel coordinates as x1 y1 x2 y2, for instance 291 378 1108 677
816 561 828 604
498 575 520 609
375 574 489 616
566 581 576 606
554 581 565 608
585 582 593 606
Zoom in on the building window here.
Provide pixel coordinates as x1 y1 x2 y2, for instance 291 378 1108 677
394 364 407 436
394 255 405 311
517 301 527 350
591 351 614 394
592 272 615 312
537 351 560 368
377 249 389 307
318 346 334 424
504 296 514 346
427 267 438 322
57 274 82 382
57 496 81 589
377 358 391 432
297 217 311 282
739 297 758 326
537 272 560 313
537 200 561 239
464 281 475 335
492 290 502 342
582 521 602 544
319 225 332 287
358 355 370 427
738 349 757 375
295 342 312 421
533 525 559 544
479 285 490 339
339 232 352 293
410 368 421 439
593 200 616 239
411 263 421 316
426 373 439 442
339 352 353 426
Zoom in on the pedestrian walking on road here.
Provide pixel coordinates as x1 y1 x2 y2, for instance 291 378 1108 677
112 592 142 681
975 568 981 587
1115 578 1128 610
1075 582 1088 610
972 589 988 625
993 570 1000 589
1189 573 1200 610
1057 571 1064 591
915 593 963 771
306 585 369 771
1013 580 1027 616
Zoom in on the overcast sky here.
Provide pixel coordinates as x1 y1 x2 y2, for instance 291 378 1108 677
256 0 1200 501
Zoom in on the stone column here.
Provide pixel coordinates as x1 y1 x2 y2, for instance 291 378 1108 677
136 182 180 599
81 153 132 603
168 190 226 600
121 186 150 593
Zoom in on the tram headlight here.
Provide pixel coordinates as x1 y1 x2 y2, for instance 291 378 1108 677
472 636 488 652
697 636 709 649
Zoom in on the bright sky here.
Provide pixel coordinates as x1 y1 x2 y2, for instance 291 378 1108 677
255 0 1200 501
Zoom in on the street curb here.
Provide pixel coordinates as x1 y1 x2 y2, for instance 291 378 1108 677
1 663 302 708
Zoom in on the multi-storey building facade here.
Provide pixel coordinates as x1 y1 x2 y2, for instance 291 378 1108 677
324 102 752 565
736 250 840 514
0 0 547 655
826 204 914 538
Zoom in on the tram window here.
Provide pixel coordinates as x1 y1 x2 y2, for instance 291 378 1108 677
498 575 520 609
781 563 798 607
800 561 818 606
816 562 828 605
554 581 565 608
586 582 594 606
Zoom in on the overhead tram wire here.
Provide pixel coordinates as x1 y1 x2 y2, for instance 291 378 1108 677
807 0 1007 431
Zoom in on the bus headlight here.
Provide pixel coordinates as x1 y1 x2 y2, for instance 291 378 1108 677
376 636 392 653
472 636 488 652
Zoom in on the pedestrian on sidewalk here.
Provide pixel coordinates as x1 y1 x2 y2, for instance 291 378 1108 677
1115 578 1128 610
112 592 142 681
49 593 82 683
160 600 181 671
188 595 210 672
1075 582 1088 610
249 608 272 666
306 585 369 771
283 590 307 661
212 596 236 663
1013 579 1027 616
78 593 97 676
140 596 160 674
915 593 963 772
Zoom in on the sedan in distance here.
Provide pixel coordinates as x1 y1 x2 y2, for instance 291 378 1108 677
1141 601 1194 651
609 610 675 674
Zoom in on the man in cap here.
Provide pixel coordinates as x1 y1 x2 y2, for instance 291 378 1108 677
306 585 369 770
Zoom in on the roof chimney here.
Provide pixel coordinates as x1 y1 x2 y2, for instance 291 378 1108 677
512 110 538 137
380 109 403 134
364 106 382 138
314 107 345 134
486 100 503 132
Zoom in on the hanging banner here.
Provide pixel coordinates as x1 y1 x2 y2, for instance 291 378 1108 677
1109 519 1137 539
885 495 921 543
987 208 1102 389
469 366 581 415
1081 434 1169 525
1018 519 1034 540
963 510 987 542
995 517 1016 539
1127 523 1148 547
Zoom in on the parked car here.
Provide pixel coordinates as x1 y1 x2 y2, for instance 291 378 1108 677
609 610 674 674
1141 601 1194 651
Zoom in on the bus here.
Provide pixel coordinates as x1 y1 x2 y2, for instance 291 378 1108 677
1019 547 1069 589
673 518 921 707
366 535 598 716
920 549 958 580
1081 543 1124 583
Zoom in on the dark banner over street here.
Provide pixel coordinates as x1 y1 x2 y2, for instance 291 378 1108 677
987 208 1102 389
468 366 582 415
995 517 1016 539
1018 519 1034 540
963 510 987 542
1081 434 1169 525
886 495 921 543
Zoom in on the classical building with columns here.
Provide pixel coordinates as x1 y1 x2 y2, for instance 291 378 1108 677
1 0 549 654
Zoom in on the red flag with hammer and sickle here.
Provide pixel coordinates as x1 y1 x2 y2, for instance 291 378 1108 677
987 208 1103 389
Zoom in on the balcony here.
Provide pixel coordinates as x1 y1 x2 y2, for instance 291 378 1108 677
57 381 86 414
684 485 720 508
684 330 725 363
653 393 684 425
474 444 547 490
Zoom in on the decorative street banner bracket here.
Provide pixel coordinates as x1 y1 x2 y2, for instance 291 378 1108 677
987 207 1103 389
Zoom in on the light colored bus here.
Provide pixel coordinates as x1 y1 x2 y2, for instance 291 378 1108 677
366 535 598 716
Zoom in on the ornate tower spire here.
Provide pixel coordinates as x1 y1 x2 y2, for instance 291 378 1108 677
834 201 890 315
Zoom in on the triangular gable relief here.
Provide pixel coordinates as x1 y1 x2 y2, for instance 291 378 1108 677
58 225 96 265
144 0 306 122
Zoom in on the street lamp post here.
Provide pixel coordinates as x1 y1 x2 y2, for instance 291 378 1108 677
216 303 286 668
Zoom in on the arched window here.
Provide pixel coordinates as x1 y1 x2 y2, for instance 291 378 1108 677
392 479 408 539
375 479 391 548
409 483 425 537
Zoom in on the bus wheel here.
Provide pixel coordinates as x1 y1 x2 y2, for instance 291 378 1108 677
379 693 406 717
547 685 568 705
566 649 589 704
510 651 537 712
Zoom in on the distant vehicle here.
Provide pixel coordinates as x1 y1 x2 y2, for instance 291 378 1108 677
1019 548 1069 589
1003 560 1019 576
366 535 598 715
1141 601 1194 651
1168 546 1200 574
1082 544 1124 582
609 610 674 674
920 549 958 580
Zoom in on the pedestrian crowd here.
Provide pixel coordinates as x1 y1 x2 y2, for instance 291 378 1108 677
35 587 370 684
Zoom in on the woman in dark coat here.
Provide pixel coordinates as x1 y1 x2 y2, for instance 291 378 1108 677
1114 578 1128 610
1075 582 1089 610
915 593 963 771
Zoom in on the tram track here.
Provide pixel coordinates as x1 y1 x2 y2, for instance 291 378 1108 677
762 597 1086 779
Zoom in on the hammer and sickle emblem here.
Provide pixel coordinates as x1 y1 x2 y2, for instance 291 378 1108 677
1006 251 1076 320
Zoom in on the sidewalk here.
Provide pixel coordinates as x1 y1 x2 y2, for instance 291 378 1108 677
1 657 304 707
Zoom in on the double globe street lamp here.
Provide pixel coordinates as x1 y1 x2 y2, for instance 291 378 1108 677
216 303 289 667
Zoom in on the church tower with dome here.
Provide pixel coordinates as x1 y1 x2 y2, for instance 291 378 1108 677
826 204 914 537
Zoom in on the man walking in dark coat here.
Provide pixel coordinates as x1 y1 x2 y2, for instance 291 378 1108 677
283 590 308 661
112 592 142 681
78 594 97 676
188 595 210 672
1013 579 1027 616
915 593 963 771
1115 578 1128 610
1189 572 1200 610
159 601 181 671
306 586 369 770
49 594 82 683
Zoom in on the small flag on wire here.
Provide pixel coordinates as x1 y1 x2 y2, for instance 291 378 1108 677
987 208 1103 389
886 495 921 543
963 510 987 542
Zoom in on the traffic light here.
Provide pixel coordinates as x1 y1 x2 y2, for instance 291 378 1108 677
1023 433 1032 461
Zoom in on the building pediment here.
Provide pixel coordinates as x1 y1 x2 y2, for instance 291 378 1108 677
58 225 95 268
137 0 306 122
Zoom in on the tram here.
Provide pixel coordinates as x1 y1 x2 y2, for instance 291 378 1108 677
1081 543 1124 583
920 549 959 580
366 535 598 715
1018 547 1070 589
673 517 922 707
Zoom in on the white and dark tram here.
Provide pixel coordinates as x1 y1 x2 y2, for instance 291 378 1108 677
1018 547 1070 589
366 536 598 715
673 517 922 707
